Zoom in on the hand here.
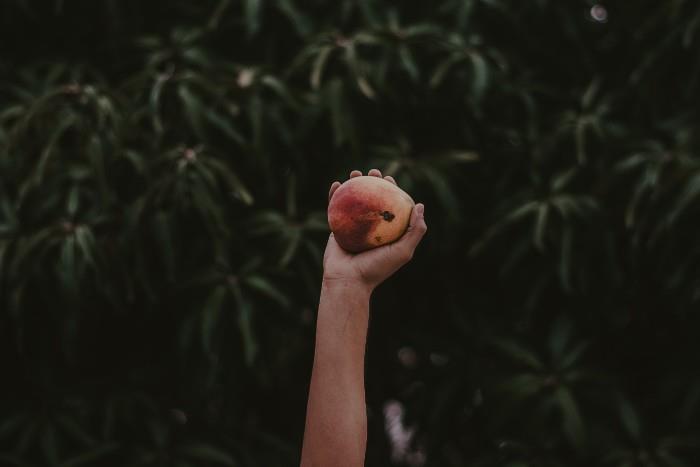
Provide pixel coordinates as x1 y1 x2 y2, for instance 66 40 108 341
323 169 427 291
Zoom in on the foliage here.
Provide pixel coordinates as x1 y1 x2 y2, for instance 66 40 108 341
2 1 700 466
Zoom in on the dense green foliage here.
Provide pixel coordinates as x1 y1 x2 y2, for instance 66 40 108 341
2 1 700 465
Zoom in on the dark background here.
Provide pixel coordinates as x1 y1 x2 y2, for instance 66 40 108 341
1 1 700 466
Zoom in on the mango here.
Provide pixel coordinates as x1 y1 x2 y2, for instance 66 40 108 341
328 176 415 253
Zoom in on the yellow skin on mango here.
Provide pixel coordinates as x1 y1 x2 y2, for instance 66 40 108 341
327 176 415 253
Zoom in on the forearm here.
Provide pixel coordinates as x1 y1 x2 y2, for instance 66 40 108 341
301 279 372 467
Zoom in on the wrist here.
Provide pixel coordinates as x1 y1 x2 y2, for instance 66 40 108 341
321 276 374 298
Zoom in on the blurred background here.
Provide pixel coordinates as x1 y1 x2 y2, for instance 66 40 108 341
1 1 700 466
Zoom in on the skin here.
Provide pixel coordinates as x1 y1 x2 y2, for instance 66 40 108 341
300 168 428 467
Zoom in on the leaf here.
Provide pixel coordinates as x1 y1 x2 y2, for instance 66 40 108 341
456 0 476 29
180 443 237 465
207 0 232 29
204 109 246 144
152 211 175 282
260 75 298 108
559 225 573 292
468 51 489 100
56 415 94 446
430 54 465 88
495 373 544 401
619 397 642 441
421 166 461 219
60 235 77 288
183 47 211 68
59 444 118 467
548 315 573 360
23 113 75 196
491 339 544 370
558 341 589 371
656 450 691 467
328 79 347 146
249 93 263 147
66 185 80 217
533 203 549 251
243 275 290 308
231 285 258 366
556 386 585 450
276 0 312 37
667 171 700 225
150 74 169 133
279 227 302 267
73 225 96 267
201 285 227 354
41 423 59 466
356 76 375 99
206 157 253 205
310 46 333 90
398 45 419 81
244 0 262 37
575 118 588 164
470 201 538 255
178 84 206 138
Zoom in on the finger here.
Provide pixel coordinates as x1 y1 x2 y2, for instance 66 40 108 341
368 168 382 178
395 203 427 260
325 233 348 258
384 175 397 185
328 181 341 201
349 170 362 178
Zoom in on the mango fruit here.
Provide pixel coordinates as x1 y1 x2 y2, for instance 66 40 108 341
328 176 415 253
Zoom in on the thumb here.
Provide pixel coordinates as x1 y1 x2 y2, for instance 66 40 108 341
395 203 427 258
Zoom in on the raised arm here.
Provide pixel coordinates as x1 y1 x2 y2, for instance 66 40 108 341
300 169 427 467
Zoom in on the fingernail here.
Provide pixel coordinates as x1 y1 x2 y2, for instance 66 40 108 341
415 204 424 216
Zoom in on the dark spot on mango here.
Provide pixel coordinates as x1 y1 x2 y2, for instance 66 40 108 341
381 211 395 222
375 236 382 242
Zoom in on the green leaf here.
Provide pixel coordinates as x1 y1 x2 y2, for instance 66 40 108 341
204 109 246 144
279 227 302 267
421 166 461 220
73 225 96 267
178 84 207 138
208 0 232 29
559 225 573 292
201 285 227 354
244 0 262 37
668 171 700 224
150 74 169 133
430 54 465 88
469 51 489 100
41 423 59 466
555 386 585 450
619 397 642 441
152 211 175 282
533 203 549 251
491 339 544 370
231 285 258 366
59 444 118 467
243 275 290 308
56 415 94 447
311 46 333 90
548 315 573 360
399 45 419 81
206 157 254 205
260 75 298 108
495 373 544 401
277 0 311 36
180 443 237 465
